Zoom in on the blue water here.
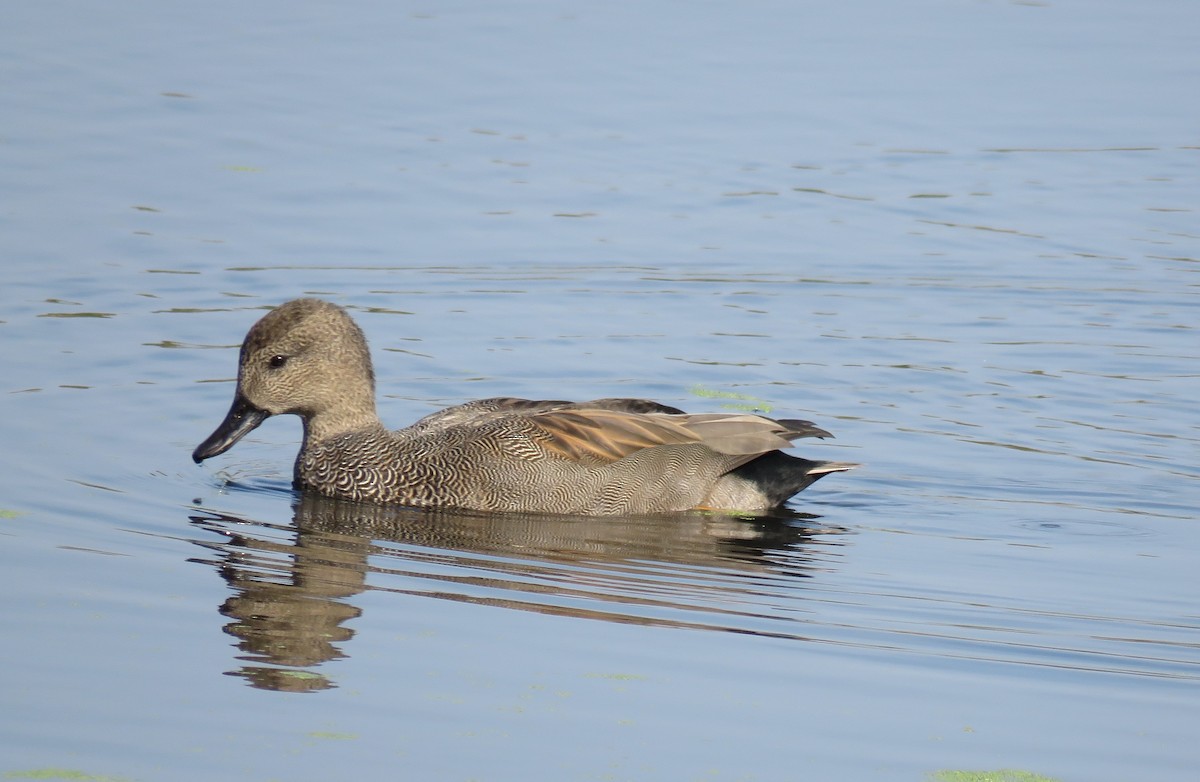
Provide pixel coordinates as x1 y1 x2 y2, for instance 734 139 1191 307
2 2 1198 781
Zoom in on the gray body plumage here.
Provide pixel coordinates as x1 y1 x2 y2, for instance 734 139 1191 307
193 299 857 515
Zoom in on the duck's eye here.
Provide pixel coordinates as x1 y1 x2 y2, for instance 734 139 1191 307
268 354 289 369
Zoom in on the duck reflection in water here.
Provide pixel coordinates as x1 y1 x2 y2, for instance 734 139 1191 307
188 493 850 692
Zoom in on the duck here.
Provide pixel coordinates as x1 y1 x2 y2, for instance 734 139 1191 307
193 298 857 515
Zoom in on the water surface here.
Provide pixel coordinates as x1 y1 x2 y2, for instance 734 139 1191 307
2 2 1198 781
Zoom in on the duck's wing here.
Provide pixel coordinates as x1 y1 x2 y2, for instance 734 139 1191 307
528 409 825 465
409 397 685 433
409 397 573 433
566 398 687 415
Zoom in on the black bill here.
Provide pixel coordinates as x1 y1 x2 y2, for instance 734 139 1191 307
192 393 270 463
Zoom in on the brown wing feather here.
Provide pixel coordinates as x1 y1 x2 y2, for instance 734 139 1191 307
411 397 688 435
530 409 702 463
677 414 797 455
529 409 814 464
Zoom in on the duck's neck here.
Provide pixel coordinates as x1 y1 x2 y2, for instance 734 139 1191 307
302 407 386 445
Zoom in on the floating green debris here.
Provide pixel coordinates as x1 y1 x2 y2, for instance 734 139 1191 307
3 769 133 782
37 312 115 319
0 508 23 518
307 731 359 741
688 385 773 413
930 770 1062 782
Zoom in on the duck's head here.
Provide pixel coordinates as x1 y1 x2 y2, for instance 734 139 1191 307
193 298 377 463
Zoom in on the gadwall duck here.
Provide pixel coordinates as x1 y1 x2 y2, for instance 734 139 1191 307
193 298 857 515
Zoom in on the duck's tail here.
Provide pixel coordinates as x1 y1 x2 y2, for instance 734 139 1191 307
704 452 860 510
